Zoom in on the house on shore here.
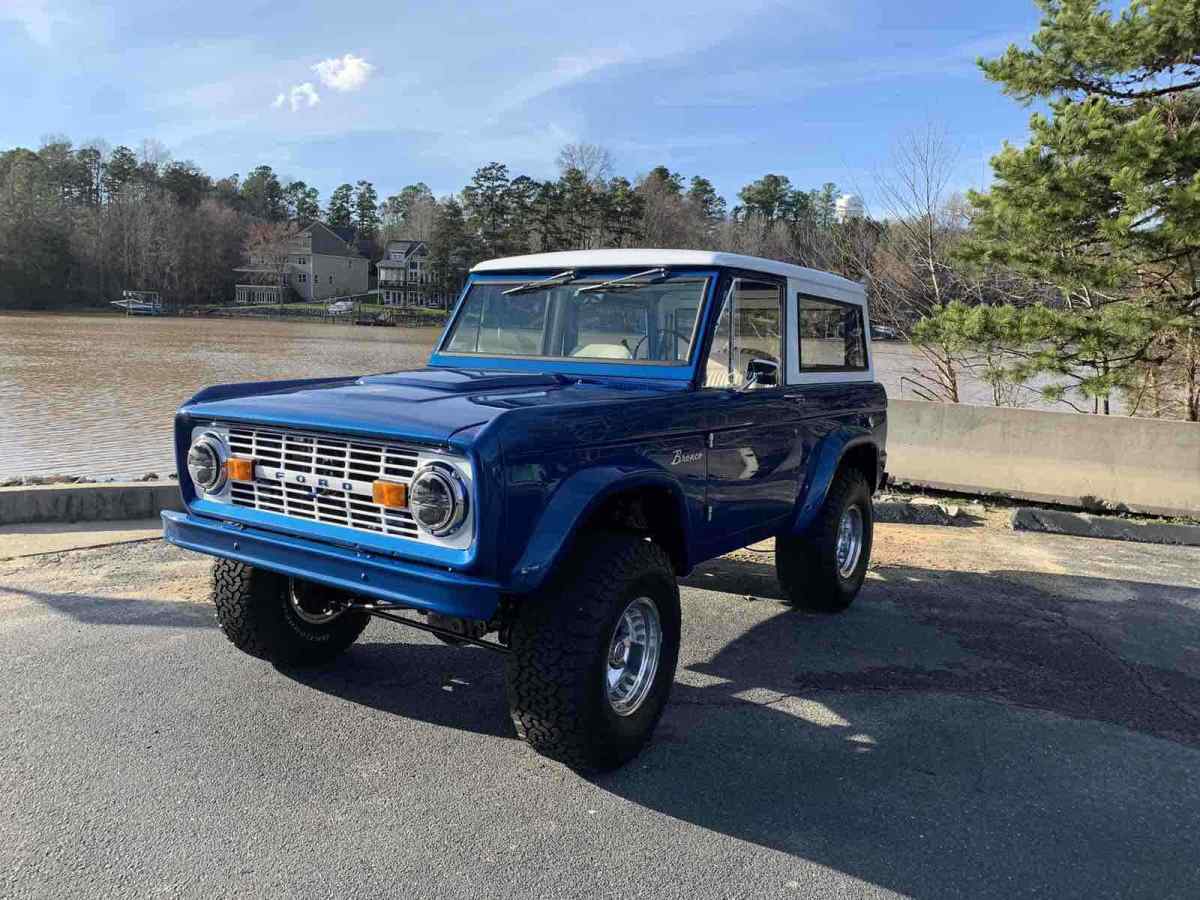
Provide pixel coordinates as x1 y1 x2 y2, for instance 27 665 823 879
376 240 446 308
235 222 369 305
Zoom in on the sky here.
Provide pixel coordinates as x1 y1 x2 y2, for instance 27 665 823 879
0 0 1047 212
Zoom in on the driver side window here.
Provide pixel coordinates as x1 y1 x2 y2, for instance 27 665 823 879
703 279 783 388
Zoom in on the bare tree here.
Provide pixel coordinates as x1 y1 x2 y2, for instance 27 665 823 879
866 125 972 401
637 174 722 249
556 143 614 184
241 220 300 300
394 194 439 242
139 138 171 169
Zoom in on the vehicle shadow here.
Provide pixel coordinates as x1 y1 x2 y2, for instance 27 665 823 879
289 554 1200 897
599 557 1200 897
284 639 515 739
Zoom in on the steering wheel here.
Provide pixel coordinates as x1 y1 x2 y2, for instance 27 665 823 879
631 328 693 360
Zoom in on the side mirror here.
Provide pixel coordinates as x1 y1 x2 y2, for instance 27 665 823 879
742 358 779 390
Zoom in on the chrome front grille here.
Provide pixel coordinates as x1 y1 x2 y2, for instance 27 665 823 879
225 425 423 539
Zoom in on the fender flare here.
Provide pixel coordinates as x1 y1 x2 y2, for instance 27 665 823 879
789 430 878 535
508 467 692 593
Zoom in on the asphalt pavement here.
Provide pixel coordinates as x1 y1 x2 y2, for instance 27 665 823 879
1 522 1199 899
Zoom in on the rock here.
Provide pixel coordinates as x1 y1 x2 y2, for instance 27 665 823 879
876 501 957 526
1010 507 1200 547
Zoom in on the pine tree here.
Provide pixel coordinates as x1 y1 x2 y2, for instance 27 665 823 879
558 167 597 249
530 181 563 252
325 183 354 230
961 0 1200 416
239 165 285 221
283 180 320 223
645 165 684 196
354 180 380 238
461 162 512 255
604 176 644 247
505 175 540 255
428 198 477 299
687 176 726 225
101 146 139 200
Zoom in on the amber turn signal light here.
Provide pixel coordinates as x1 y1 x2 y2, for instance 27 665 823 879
373 480 408 508
226 458 255 481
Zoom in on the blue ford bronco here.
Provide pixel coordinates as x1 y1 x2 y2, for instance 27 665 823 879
163 250 887 771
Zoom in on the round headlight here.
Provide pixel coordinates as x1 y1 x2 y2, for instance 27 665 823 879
187 434 227 493
409 464 468 537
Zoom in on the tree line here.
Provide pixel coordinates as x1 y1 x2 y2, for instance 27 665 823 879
0 135 864 316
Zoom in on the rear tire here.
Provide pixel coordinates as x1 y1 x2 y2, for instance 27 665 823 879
776 467 873 613
211 559 370 665
506 532 681 772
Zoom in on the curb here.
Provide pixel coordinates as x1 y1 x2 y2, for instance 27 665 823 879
1010 507 1200 547
0 483 183 526
876 501 962 527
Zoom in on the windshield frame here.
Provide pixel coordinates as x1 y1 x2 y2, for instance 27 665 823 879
430 269 720 380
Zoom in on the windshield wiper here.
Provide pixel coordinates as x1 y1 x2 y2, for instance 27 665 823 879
501 269 578 295
576 268 670 294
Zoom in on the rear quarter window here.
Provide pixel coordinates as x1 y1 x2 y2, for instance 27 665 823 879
797 295 868 372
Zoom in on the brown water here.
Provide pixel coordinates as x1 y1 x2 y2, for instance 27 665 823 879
0 315 440 480
0 313 1027 480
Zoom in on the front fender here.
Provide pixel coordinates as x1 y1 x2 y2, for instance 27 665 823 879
508 467 692 593
789 430 877 535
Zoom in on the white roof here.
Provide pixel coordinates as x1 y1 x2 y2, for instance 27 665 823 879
471 249 865 305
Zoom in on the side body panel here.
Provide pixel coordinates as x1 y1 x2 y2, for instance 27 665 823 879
493 389 709 583
788 382 888 534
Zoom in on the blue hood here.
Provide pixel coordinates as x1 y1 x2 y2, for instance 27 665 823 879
180 367 684 448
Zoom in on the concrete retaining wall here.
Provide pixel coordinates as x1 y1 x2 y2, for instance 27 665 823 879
0 483 183 526
887 399 1200 517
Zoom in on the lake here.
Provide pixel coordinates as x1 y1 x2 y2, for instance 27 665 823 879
0 313 1020 481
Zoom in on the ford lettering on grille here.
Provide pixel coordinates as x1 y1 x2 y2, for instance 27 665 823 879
225 425 422 539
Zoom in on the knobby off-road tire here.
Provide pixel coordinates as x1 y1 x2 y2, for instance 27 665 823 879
506 532 681 772
211 559 370 665
776 467 873 613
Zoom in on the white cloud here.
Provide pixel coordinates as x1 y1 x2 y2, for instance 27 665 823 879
312 53 375 92
273 82 320 112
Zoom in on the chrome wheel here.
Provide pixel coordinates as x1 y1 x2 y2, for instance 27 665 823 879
288 579 347 625
835 505 864 579
606 596 662 717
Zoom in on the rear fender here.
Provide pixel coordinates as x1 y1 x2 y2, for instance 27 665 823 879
789 431 877 535
509 467 692 593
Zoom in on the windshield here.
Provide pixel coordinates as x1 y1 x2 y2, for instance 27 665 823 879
441 275 709 364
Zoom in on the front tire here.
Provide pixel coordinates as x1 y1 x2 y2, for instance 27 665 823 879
776 467 873 613
211 559 370 665
506 532 681 772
